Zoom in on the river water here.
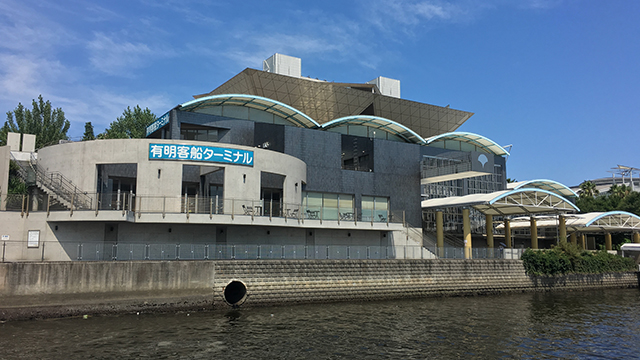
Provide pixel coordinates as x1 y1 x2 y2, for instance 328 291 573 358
1 288 639 359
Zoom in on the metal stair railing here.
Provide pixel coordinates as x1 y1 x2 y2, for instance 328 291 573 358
404 221 438 258
10 152 93 210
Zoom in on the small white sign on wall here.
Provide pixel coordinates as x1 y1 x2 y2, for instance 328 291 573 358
27 230 40 248
1 235 9 241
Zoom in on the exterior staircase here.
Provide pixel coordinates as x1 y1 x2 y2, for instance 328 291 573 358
406 225 437 259
11 152 93 210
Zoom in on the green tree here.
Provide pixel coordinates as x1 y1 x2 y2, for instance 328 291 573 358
82 122 95 141
8 161 27 194
506 178 517 183
609 184 631 200
578 180 599 198
101 105 156 139
0 95 70 149
619 191 640 216
575 194 619 213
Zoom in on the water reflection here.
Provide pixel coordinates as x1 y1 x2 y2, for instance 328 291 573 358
1 288 639 359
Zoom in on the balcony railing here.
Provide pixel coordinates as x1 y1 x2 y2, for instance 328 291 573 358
0 241 523 262
1 193 406 224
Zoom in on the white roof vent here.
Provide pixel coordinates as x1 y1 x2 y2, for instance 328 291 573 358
367 76 401 98
263 53 301 78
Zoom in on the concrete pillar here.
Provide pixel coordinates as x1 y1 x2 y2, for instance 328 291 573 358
530 216 538 249
634 232 640 244
0 145 10 211
605 232 612 251
558 215 567 243
570 232 577 246
504 219 512 248
463 208 472 259
486 214 494 249
580 233 586 250
436 210 444 256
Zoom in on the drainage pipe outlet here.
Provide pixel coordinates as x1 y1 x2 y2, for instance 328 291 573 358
223 280 248 307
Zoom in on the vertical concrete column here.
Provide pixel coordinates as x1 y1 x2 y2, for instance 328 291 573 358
579 233 586 250
605 232 612 251
633 232 640 244
462 208 472 259
0 145 9 211
570 232 577 246
486 214 494 249
436 210 444 256
504 219 512 248
530 216 538 249
558 215 567 243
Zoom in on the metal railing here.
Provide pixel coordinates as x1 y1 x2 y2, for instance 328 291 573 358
0 241 523 262
10 153 93 210
1 193 405 224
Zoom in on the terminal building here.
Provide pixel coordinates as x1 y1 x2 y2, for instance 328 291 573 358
1 54 639 261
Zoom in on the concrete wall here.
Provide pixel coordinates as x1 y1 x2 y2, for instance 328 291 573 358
0 260 636 320
36 138 307 209
0 212 398 261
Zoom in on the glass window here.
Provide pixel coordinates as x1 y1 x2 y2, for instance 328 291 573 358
249 107 274 123
460 141 476 152
323 193 338 221
222 105 249 119
361 196 374 221
303 192 354 221
348 125 368 137
273 115 290 125
361 195 388 222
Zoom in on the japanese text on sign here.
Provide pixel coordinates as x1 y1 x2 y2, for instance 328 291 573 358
145 112 170 137
149 143 254 166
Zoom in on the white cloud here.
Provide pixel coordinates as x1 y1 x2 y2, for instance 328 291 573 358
87 33 158 76
57 88 172 138
0 53 75 111
366 0 470 31
522 0 563 10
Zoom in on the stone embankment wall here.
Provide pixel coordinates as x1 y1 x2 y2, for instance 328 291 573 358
0 260 637 321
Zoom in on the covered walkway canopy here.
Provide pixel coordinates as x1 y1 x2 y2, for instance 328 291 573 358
500 211 640 233
421 188 579 215
424 132 510 157
321 115 427 144
180 94 320 128
422 188 578 257
507 179 578 198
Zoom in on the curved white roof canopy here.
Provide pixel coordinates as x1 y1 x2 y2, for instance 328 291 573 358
180 94 320 128
424 132 510 156
322 115 427 144
421 188 579 216
498 211 640 233
507 179 578 198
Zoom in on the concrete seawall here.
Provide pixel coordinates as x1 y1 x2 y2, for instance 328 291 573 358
1 260 638 321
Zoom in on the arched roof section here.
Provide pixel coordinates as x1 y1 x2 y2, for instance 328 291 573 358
583 211 640 230
180 94 320 128
421 188 579 216
424 132 510 156
507 179 578 198
496 211 640 233
321 116 427 145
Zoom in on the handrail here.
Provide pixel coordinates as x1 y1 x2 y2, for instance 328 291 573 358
0 240 523 262
9 152 93 210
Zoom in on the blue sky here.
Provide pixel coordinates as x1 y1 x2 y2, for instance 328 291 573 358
1 0 639 187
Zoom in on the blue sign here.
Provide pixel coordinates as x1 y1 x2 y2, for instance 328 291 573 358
146 111 170 137
149 143 254 166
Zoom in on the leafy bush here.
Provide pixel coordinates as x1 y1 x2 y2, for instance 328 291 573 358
522 242 635 276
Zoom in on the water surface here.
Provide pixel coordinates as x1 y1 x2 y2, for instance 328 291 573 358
2 288 639 359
